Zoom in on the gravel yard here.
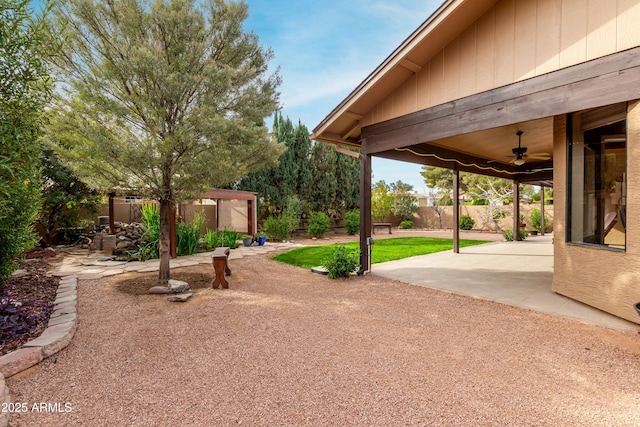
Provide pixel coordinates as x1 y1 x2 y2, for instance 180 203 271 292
7 253 640 426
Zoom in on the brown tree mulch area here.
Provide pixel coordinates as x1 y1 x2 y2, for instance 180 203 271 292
115 271 214 295
0 249 60 356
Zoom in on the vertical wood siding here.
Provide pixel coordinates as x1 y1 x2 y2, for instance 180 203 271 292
362 0 640 127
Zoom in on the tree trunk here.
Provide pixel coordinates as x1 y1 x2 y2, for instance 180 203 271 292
158 199 173 285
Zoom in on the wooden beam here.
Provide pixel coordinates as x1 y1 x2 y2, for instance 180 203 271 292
342 122 361 140
363 47 640 154
400 58 422 73
316 131 360 147
344 111 363 121
335 145 361 159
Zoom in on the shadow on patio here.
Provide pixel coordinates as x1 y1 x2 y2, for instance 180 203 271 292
372 235 639 332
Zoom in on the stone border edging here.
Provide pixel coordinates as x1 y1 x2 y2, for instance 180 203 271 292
0 274 78 427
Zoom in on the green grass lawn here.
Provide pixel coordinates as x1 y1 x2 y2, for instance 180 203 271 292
273 237 491 269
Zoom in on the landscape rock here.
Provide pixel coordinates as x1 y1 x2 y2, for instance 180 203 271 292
11 269 27 278
168 280 191 294
149 286 171 294
167 292 192 302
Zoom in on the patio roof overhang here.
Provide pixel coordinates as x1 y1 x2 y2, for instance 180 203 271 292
311 0 640 184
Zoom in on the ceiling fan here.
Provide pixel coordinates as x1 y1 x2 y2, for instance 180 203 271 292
507 131 550 166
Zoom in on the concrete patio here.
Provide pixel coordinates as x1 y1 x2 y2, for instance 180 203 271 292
372 234 640 333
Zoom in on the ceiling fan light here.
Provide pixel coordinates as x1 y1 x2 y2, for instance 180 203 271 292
514 158 525 166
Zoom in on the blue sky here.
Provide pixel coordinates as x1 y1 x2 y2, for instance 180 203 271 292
243 1 443 192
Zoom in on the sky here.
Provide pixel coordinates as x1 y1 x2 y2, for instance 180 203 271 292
241 0 444 193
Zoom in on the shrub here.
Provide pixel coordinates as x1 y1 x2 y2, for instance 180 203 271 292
399 220 413 229
323 244 359 279
202 227 239 250
176 211 204 256
263 216 292 241
502 228 527 241
530 208 551 232
141 203 160 258
306 211 330 238
344 209 360 235
1 287 54 346
459 214 475 230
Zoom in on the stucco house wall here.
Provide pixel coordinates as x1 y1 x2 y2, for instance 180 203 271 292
553 104 640 323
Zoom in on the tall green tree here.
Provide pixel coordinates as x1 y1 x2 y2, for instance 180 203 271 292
236 112 311 216
49 0 281 285
389 180 418 223
371 180 393 222
333 148 360 217
38 145 101 246
0 0 55 284
308 140 337 214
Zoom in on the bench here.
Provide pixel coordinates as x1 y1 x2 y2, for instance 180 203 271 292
211 247 231 289
373 223 392 234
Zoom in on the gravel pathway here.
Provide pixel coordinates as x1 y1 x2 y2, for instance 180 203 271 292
7 254 640 426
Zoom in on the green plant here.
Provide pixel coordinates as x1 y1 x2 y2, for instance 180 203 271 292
176 211 204 256
502 228 527 241
263 215 293 241
530 208 551 232
323 244 359 279
141 203 160 258
306 211 330 238
344 209 360 235
222 228 240 249
202 228 222 249
399 220 413 229
459 214 475 230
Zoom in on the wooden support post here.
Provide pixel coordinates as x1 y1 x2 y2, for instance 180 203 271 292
453 167 460 253
513 181 521 241
359 149 372 273
108 192 116 235
247 198 254 236
540 185 545 236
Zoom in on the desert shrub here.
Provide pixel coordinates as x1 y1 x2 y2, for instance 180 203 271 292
306 211 330 238
344 209 360 235
399 220 413 229
459 214 475 230
502 228 528 241
263 216 291 241
323 244 359 279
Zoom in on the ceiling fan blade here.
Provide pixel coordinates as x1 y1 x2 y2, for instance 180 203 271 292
526 153 551 160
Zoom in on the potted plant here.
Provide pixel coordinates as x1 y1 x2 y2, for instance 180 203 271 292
255 231 267 246
241 234 253 247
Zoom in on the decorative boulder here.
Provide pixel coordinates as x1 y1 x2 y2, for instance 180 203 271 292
168 279 191 294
